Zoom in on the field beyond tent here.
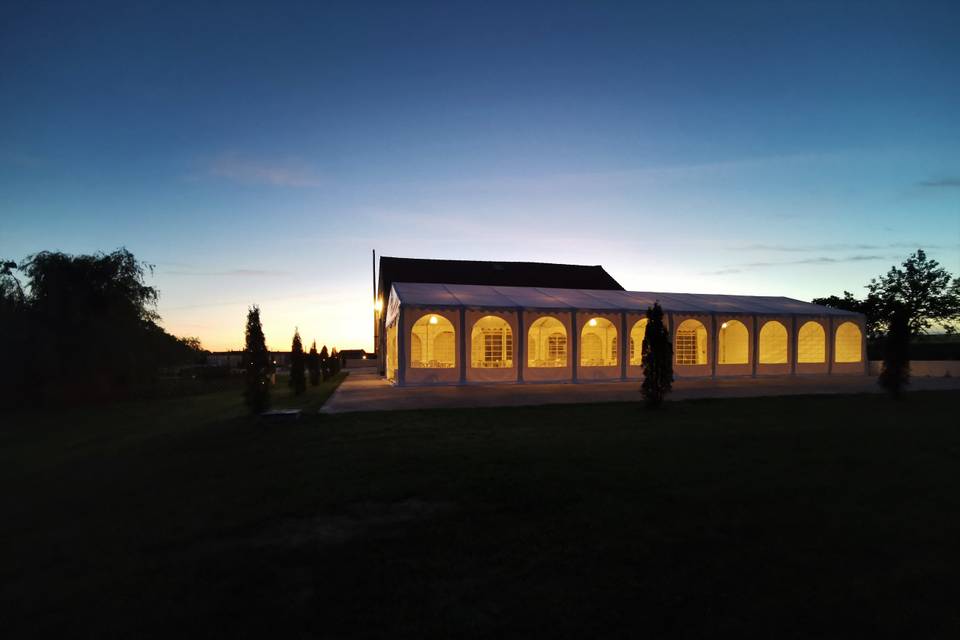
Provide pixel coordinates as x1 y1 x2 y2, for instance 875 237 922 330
3 386 959 637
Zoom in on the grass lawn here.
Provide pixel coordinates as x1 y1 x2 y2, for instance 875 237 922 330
2 386 959 638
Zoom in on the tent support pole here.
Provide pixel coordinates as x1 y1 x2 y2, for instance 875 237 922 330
397 306 406 387
710 313 718 378
516 309 524 383
827 316 834 375
570 311 578 383
620 311 628 380
751 315 759 378
791 316 798 376
458 308 466 385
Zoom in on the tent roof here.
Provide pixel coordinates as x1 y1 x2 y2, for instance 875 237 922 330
386 282 862 326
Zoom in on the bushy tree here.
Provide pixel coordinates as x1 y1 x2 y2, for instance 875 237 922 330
879 302 910 398
307 340 320 386
869 249 959 335
289 328 306 395
640 302 673 408
812 291 883 339
243 305 270 414
319 345 330 381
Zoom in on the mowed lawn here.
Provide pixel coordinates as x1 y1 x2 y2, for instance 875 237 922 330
2 383 959 638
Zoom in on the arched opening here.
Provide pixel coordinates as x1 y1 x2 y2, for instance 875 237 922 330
797 321 826 363
410 314 456 368
580 317 617 366
527 316 567 368
758 321 788 364
675 319 708 365
835 321 862 363
629 319 648 366
386 323 398 381
718 319 749 365
471 315 513 368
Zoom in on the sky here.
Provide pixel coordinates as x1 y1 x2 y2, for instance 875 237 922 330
2 0 958 351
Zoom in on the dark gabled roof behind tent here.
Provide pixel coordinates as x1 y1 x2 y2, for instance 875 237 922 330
376 256 624 304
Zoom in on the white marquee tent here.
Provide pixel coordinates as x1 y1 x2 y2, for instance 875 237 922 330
383 282 867 386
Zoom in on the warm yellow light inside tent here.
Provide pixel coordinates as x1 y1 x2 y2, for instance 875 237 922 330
797 321 826 363
758 320 788 364
528 316 567 368
718 319 749 364
675 319 708 365
471 315 513 368
581 317 617 366
410 314 455 368
834 321 862 362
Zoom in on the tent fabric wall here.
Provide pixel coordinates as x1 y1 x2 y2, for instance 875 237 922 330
384 283 866 386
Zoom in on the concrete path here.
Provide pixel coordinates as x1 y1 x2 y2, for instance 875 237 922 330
322 370 960 414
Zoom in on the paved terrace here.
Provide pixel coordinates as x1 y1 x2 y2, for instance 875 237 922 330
322 370 960 414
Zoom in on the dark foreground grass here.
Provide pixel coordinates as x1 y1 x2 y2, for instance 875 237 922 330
2 389 959 638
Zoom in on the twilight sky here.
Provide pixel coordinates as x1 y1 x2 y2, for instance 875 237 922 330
2 1 958 351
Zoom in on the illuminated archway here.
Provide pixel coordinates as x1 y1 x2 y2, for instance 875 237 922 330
471 315 513 368
758 321 788 364
581 317 617 366
797 321 826 363
675 319 708 365
527 316 567 367
718 319 749 364
835 321 862 363
410 314 456 368
629 319 648 366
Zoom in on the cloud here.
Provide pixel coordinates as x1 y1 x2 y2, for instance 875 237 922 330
164 268 289 277
917 177 960 188
730 242 943 253
703 254 888 276
206 152 323 187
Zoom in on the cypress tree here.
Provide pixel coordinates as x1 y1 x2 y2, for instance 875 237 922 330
879 302 910 398
319 345 330 381
289 328 306 395
640 302 674 408
243 305 270 414
307 340 320 386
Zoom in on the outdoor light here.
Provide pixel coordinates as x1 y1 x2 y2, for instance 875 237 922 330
588 318 598 327
374 298 383 313
429 315 438 324
721 322 728 329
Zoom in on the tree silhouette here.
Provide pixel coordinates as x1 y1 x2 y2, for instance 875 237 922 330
868 249 959 335
289 328 306 395
640 302 673 408
879 302 910 398
243 305 270 414
307 340 320 386
319 345 330 381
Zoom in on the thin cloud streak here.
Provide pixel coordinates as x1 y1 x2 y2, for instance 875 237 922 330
163 268 289 277
206 152 324 187
703 254 889 275
730 242 944 253
917 177 960 188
